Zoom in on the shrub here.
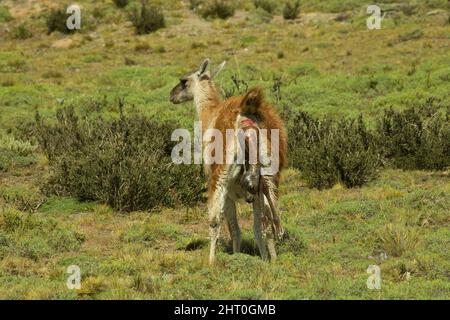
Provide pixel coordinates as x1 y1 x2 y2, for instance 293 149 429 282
201 0 235 20
252 6 274 23
288 112 380 189
129 1 165 35
189 0 204 11
113 0 129 8
376 100 450 171
46 8 74 34
0 5 13 23
12 24 32 39
282 0 300 20
35 103 205 212
253 0 278 14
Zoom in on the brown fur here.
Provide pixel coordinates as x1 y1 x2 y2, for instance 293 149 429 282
170 64 288 262
200 87 288 196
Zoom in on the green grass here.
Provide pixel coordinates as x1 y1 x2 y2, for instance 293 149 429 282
0 0 449 299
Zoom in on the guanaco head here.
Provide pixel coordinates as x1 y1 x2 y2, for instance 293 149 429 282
170 59 226 104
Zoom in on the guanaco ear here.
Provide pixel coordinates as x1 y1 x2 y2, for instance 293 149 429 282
212 61 226 79
198 58 210 76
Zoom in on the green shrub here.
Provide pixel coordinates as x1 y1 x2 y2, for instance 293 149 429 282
12 24 33 39
288 112 380 189
376 100 450 171
282 0 300 20
0 5 13 23
129 1 165 35
113 0 129 8
252 6 274 23
189 0 204 11
201 0 235 20
253 0 278 14
35 103 205 212
46 8 74 34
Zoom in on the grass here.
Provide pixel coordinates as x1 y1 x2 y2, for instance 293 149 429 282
0 0 449 299
1 169 448 299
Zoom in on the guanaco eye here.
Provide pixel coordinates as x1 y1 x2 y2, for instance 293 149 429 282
180 79 188 88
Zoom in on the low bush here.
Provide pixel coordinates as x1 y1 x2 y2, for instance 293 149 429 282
376 99 450 171
0 5 13 23
35 103 205 212
253 0 278 14
113 0 129 8
129 1 165 35
288 112 380 189
282 0 301 20
201 0 235 20
189 0 204 11
46 8 75 34
12 24 32 39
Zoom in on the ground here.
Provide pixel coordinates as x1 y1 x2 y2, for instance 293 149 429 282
0 0 449 299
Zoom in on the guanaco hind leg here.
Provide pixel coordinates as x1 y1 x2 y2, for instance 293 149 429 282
224 197 241 254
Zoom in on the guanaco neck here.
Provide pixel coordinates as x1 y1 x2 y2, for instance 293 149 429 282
193 80 221 126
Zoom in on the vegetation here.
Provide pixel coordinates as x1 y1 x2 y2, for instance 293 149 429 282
113 0 129 8
0 208 85 261
288 112 380 189
253 0 278 14
129 1 165 35
46 8 74 34
377 100 450 171
0 134 37 172
201 0 235 19
12 24 33 40
283 0 301 20
0 0 449 300
35 104 205 212
0 5 13 23
189 0 205 11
